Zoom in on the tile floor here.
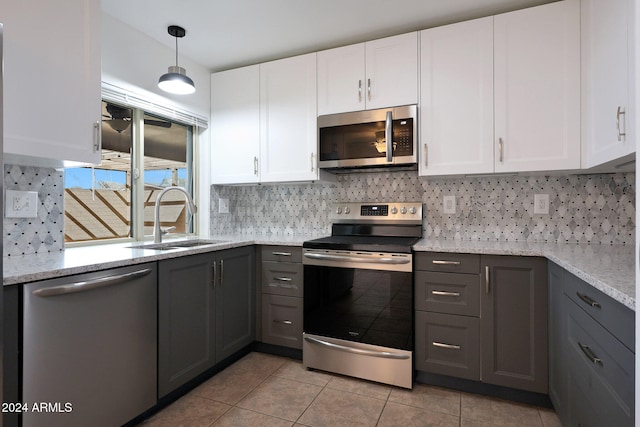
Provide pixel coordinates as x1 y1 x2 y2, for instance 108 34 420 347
139 352 562 427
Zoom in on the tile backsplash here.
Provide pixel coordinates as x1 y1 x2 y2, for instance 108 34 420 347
3 164 65 256
2 166 635 257
210 171 635 245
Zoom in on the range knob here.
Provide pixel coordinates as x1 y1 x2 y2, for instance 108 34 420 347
336 207 343 214
409 206 417 215
391 206 398 215
344 206 351 214
400 206 407 215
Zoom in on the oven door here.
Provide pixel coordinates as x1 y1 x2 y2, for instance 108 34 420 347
302 248 414 388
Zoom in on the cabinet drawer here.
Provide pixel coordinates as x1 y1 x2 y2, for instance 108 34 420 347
261 245 302 263
415 252 480 274
415 271 480 316
565 296 634 425
564 270 634 351
262 261 303 297
415 311 480 381
261 295 303 349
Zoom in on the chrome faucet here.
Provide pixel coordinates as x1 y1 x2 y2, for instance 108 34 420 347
153 186 197 243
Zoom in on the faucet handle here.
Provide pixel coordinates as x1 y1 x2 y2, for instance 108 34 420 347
161 226 177 235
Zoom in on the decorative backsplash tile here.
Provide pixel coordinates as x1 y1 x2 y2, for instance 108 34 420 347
210 171 635 245
3 165 65 256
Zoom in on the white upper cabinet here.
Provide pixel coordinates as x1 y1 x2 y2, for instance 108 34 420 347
211 65 261 184
419 17 494 176
260 53 319 183
493 0 581 173
317 32 418 115
581 0 635 169
3 0 102 167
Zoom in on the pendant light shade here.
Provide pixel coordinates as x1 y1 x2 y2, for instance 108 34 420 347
158 25 195 95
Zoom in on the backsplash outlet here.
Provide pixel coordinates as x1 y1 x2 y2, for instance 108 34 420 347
211 171 635 245
3 164 65 256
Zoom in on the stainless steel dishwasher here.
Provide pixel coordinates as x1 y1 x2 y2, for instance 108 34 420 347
23 263 157 427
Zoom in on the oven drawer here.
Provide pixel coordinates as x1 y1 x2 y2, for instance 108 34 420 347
415 252 480 274
415 271 480 316
262 261 303 297
261 294 303 349
261 245 302 263
415 311 480 381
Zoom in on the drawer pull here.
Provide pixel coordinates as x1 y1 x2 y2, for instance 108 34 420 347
273 319 293 325
432 260 461 266
576 292 601 309
578 342 603 366
431 290 461 297
432 341 461 350
274 277 293 282
272 251 292 257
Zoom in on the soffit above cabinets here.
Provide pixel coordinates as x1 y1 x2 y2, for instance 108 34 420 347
101 0 557 72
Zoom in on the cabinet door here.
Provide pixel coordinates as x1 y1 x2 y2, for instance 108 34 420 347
260 53 318 182
4 0 101 167
419 18 494 176
365 32 418 110
317 44 365 115
215 247 256 363
548 263 568 424
158 253 215 398
582 0 634 168
211 65 261 184
480 256 548 393
494 0 580 173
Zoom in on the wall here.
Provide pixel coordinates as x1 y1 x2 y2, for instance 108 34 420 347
210 171 635 245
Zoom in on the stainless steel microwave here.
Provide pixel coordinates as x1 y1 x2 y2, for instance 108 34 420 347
317 105 417 171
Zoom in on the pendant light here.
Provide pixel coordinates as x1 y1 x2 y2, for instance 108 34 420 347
158 25 196 95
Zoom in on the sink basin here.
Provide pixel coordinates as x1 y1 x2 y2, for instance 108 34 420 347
130 239 227 251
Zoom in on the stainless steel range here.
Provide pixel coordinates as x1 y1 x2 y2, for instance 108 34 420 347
302 202 422 389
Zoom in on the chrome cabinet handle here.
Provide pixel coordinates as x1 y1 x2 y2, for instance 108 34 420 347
616 106 626 141
432 341 461 350
579 342 603 366
576 292 601 309
273 319 293 325
431 290 461 297
385 111 393 162
253 156 259 176
367 78 372 100
304 335 410 360
272 251 292 257
219 259 224 286
358 79 362 102
310 152 315 172
212 262 216 288
274 277 292 282
485 266 490 294
432 260 461 266
424 143 428 167
93 121 102 152
32 268 152 297
498 138 504 163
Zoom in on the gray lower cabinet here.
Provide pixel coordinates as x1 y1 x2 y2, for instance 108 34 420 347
415 253 548 394
158 246 255 398
549 262 634 426
481 256 548 394
260 245 303 349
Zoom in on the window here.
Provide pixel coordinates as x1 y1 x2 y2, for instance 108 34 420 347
64 101 194 244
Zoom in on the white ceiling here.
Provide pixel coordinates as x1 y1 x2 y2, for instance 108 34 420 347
101 0 556 72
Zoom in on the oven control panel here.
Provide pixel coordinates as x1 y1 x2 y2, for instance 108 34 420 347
331 202 422 224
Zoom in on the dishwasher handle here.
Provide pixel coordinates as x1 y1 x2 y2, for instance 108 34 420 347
32 268 153 297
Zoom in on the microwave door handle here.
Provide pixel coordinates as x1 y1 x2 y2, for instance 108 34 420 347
385 111 393 162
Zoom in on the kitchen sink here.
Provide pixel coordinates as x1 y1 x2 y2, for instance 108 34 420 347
130 239 228 251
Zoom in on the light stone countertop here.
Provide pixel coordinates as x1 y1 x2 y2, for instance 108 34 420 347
4 234 635 311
